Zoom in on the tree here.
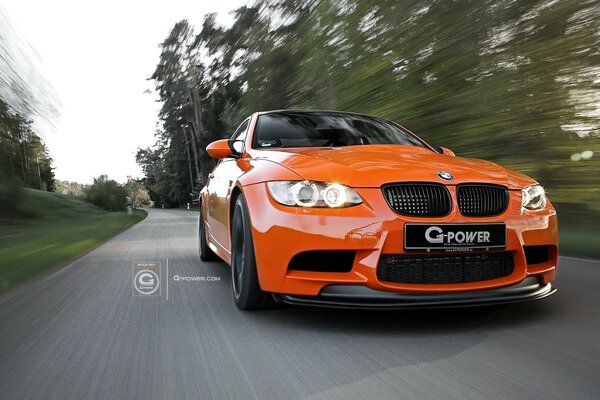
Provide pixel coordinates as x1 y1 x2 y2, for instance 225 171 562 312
1 8 58 216
1 98 55 217
54 180 86 197
125 177 152 208
139 0 600 224
86 175 128 212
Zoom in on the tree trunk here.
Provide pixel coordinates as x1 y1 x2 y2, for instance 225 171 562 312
184 145 194 195
181 127 201 184
186 87 206 187
17 133 26 183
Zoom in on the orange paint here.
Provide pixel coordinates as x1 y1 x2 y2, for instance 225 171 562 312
201 111 558 300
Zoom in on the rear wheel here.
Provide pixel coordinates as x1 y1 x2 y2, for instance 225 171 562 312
199 202 218 262
231 194 273 310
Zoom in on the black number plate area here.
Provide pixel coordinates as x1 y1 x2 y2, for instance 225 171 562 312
404 223 506 252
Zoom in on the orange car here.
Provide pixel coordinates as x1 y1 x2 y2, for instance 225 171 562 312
200 110 557 310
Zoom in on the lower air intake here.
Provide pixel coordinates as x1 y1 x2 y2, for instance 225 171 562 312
377 252 514 284
289 251 355 273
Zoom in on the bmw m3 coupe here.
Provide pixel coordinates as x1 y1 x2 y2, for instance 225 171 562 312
199 110 557 310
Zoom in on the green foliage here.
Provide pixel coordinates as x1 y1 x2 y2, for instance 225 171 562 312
142 0 600 227
85 175 128 211
1 9 57 213
1 97 55 219
0 175 26 218
139 16 250 208
54 180 87 197
124 178 152 207
0 98 55 200
132 188 151 207
0 189 146 294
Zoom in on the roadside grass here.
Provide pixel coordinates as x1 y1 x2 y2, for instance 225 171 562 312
0 189 146 294
559 230 600 260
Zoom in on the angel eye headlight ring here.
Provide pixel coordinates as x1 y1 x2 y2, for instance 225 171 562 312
291 181 319 207
322 183 347 208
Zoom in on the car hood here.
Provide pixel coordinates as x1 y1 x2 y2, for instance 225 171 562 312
253 145 536 189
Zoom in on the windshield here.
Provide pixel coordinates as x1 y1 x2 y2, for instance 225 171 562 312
253 112 430 149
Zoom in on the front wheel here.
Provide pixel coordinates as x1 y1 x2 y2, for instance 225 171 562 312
231 194 273 310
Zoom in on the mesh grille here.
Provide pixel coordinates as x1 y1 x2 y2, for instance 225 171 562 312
377 252 514 284
457 184 509 217
382 184 451 217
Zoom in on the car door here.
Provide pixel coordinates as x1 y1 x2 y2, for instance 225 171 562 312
206 119 250 254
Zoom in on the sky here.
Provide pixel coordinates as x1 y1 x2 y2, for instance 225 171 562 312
1 0 248 184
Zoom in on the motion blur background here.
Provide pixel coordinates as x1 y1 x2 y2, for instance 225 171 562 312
1 0 599 266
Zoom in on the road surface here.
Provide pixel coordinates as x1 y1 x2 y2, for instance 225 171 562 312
1 208 599 399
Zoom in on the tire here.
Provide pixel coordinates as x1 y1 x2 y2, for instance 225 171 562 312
231 194 273 310
199 202 218 262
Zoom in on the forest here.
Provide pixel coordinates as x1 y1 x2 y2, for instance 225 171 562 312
0 8 57 216
138 0 599 226
0 98 55 215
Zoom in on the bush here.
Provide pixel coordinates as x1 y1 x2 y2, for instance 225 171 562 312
132 187 152 207
86 175 128 211
0 174 25 218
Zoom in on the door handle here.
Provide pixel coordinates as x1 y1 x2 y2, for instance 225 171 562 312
208 173 214 179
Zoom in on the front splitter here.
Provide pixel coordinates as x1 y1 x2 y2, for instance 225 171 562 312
278 277 555 309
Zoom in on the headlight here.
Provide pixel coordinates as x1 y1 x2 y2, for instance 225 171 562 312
266 181 362 208
521 184 547 210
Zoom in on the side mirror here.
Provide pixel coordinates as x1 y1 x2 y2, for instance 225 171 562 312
433 146 455 156
206 139 245 159
440 147 455 156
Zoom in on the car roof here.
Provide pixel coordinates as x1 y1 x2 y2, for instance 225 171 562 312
256 109 380 119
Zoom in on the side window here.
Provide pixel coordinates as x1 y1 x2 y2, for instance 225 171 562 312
231 119 250 141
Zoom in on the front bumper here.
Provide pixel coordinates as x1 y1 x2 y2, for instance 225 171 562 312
243 183 558 298
278 277 555 309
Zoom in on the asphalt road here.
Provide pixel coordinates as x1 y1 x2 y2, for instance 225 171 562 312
1 208 599 400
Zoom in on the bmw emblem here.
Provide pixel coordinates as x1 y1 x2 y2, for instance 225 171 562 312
437 171 454 181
